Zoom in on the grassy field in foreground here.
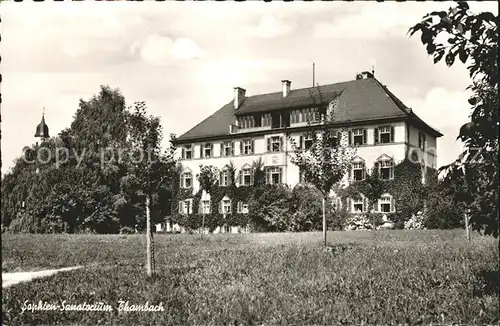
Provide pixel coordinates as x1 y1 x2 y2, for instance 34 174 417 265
2 230 499 325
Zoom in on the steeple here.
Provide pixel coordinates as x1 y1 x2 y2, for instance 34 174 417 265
34 108 50 140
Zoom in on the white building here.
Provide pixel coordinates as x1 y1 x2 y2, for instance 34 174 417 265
172 72 442 217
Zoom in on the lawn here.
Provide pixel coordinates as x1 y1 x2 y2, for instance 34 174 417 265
2 230 499 325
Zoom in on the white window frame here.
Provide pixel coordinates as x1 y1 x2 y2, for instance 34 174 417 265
352 198 364 213
379 159 394 180
266 167 283 185
183 144 192 159
237 201 249 214
304 134 314 150
220 170 229 187
203 143 212 158
181 172 193 188
352 129 365 145
379 126 392 144
379 195 393 213
222 141 234 157
242 139 253 155
419 132 426 151
201 200 211 214
241 168 253 186
222 199 232 215
270 136 281 153
352 162 365 181
179 199 193 215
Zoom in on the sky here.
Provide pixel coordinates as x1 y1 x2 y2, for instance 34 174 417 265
1 1 497 175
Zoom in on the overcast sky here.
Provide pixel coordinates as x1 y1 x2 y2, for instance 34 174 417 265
1 1 497 175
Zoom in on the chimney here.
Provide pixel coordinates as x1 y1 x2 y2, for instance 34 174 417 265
234 87 246 109
281 80 291 97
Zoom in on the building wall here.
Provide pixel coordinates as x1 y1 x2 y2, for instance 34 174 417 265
176 121 426 193
407 124 438 169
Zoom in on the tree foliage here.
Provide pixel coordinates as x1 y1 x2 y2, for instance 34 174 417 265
1 86 176 234
409 1 498 237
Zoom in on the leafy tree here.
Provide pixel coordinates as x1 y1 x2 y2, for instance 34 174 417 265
196 165 219 234
288 88 356 246
409 1 499 237
122 101 177 276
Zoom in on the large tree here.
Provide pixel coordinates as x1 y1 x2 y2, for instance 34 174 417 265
409 1 498 237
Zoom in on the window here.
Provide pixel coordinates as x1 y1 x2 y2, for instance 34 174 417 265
221 141 234 157
352 198 364 213
352 129 366 145
379 159 394 180
178 199 193 215
202 143 213 158
219 169 232 187
304 134 314 150
201 200 211 214
266 167 283 184
375 126 394 144
379 196 393 213
180 172 193 188
241 139 254 155
240 168 253 186
223 225 230 233
237 201 249 214
267 136 283 152
418 132 426 151
352 162 366 181
221 199 232 215
182 144 192 159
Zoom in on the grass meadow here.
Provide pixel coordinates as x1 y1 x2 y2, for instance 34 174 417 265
2 230 499 325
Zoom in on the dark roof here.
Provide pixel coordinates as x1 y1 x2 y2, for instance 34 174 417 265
34 115 50 138
176 77 442 142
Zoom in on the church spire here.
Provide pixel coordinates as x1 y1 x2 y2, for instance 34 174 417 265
34 108 50 140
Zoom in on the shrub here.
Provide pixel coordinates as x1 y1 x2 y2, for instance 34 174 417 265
344 214 373 230
119 226 136 234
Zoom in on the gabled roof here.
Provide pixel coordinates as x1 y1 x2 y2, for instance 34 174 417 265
175 77 442 143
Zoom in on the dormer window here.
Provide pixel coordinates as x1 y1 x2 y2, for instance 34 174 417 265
352 162 366 181
239 165 254 186
219 166 233 187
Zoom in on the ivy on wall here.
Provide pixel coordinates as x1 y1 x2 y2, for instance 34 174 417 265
338 159 437 228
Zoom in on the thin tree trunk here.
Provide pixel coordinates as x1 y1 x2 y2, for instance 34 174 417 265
464 208 470 243
146 195 153 277
322 196 327 247
201 213 205 238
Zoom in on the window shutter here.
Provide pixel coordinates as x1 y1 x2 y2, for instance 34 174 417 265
348 167 352 181
390 126 395 142
374 128 379 144
198 201 202 214
199 145 203 158
299 135 303 149
337 131 342 146
418 133 422 148
250 171 254 185
348 130 352 145
210 143 214 157
363 197 368 212
181 147 185 159
347 198 351 212
279 137 283 151
189 200 193 214
391 196 395 212
178 201 183 214
363 129 367 144
220 143 224 157
238 171 242 185
228 171 232 186
230 142 234 156
218 201 222 214
237 201 242 213
267 138 271 152
251 140 255 154
240 141 243 155
219 171 223 186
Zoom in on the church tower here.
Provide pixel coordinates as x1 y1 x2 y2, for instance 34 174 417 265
34 108 50 144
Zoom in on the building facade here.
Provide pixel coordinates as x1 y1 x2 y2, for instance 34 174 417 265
172 72 442 219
